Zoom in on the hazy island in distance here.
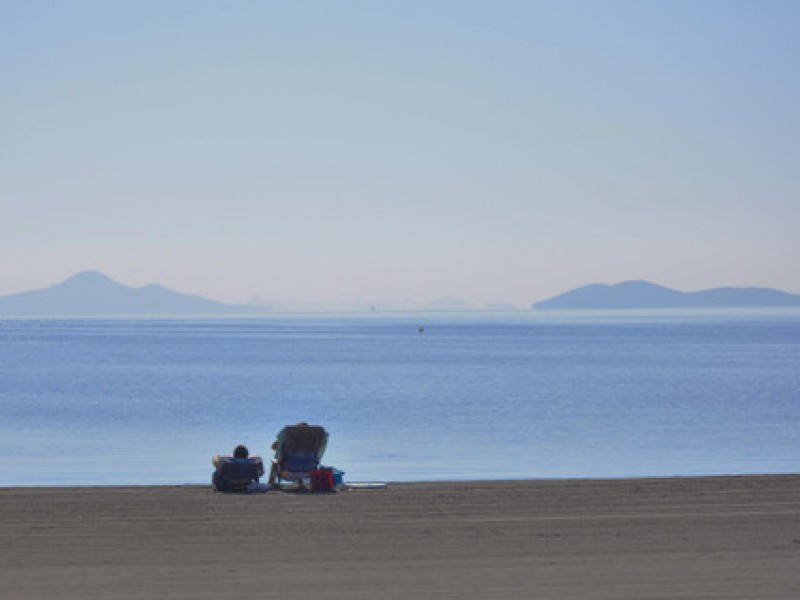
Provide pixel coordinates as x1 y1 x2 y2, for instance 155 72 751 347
0 271 261 317
533 280 800 310
0 271 495 316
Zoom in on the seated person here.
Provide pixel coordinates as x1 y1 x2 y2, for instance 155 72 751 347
212 444 265 491
268 422 328 486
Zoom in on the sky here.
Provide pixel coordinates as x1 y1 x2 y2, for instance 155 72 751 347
2 1 799 307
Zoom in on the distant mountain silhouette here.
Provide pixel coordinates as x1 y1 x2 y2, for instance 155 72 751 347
533 280 800 310
0 271 259 316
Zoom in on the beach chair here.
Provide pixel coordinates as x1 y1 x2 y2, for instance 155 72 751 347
273 425 328 488
212 455 264 492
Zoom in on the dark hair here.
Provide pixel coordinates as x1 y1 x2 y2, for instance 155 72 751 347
233 444 249 459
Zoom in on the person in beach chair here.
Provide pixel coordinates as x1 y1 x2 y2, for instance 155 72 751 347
212 444 265 492
268 422 329 489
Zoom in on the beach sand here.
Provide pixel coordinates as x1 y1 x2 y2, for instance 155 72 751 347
2 475 799 599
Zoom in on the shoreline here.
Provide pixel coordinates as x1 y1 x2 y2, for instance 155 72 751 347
3 470 800 489
3 474 799 598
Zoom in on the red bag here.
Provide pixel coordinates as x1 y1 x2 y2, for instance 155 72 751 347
310 467 335 492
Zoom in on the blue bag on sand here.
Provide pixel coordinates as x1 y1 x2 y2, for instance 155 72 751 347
332 469 345 487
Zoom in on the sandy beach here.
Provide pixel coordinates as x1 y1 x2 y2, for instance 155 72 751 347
2 475 799 599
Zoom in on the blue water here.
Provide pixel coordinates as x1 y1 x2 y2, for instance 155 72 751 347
1 311 799 486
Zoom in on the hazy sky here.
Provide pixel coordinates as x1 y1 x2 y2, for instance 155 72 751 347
2 1 798 306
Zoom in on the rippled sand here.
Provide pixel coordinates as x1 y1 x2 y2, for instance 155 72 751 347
2 475 799 599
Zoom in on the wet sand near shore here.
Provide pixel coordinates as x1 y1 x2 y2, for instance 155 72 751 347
2 475 799 599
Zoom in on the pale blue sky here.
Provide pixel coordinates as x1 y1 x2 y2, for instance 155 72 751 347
2 1 798 306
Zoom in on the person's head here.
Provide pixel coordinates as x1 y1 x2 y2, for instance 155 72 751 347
233 444 249 459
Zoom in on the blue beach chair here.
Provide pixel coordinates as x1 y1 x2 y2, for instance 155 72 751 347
272 424 328 489
212 453 264 492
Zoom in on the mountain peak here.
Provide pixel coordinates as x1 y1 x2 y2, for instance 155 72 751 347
61 270 121 287
70 270 112 279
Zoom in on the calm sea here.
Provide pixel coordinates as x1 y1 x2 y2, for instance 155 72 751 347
1 311 799 486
